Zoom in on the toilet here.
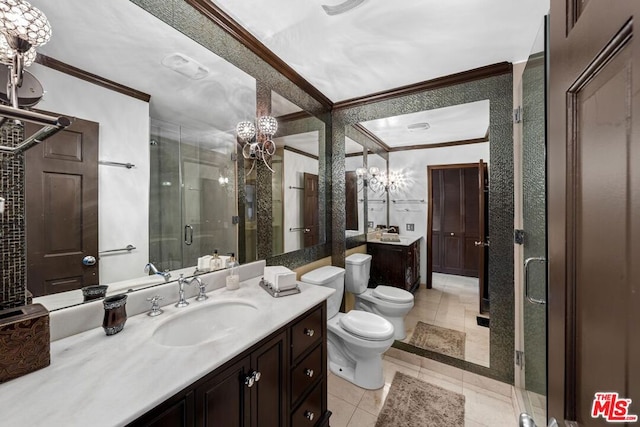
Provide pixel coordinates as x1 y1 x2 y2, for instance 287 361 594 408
345 253 414 340
301 266 394 390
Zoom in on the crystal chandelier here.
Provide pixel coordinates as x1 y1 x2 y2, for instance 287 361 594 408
236 115 278 174
0 0 51 109
356 166 402 193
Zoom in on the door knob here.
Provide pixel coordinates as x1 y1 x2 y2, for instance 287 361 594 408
475 241 489 247
450 232 454 236
82 256 97 266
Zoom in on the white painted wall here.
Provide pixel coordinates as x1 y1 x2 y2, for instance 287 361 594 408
32 63 150 285
388 142 490 283
283 149 318 253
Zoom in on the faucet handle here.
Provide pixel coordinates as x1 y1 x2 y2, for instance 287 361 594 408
195 279 208 302
146 295 164 317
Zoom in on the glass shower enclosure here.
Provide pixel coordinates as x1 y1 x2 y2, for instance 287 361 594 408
149 118 238 272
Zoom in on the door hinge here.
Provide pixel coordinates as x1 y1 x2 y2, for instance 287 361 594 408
514 229 525 245
231 153 237 162
515 350 525 369
232 215 239 224
514 106 523 123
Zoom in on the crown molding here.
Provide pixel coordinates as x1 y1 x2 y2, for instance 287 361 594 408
333 62 512 110
185 0 333 110
35 54 151 102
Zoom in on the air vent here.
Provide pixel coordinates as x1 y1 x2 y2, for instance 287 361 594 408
161 53 209 80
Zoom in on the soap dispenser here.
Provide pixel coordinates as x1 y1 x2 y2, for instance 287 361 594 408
210 249 222 270
225 253 239 290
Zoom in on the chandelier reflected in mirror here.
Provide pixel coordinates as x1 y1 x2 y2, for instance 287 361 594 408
356 166 403 193
236 115 278 174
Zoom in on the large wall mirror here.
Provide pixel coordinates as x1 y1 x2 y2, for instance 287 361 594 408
334 67 514 382
353 101 492 368
17 0 329 312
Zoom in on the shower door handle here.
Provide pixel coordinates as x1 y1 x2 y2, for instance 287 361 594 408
524 257 546 305
184 225 193 246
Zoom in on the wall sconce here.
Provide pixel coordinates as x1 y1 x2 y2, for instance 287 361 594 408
356 166 403 193
236 115 278 174
0 0 72 156
0 0 51 109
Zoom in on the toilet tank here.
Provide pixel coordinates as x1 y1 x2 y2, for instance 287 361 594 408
345 253 372 294
300 266 345 319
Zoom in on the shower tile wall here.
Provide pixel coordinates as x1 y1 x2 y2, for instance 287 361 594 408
0 125 26 309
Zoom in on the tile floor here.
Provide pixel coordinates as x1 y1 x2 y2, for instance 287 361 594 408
328 348 522 427
401 272 490 367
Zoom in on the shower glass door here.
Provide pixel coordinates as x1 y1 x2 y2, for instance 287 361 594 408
150 119 237 271
519 16 548 427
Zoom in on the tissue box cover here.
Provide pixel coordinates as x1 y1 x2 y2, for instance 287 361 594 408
0 303 50 384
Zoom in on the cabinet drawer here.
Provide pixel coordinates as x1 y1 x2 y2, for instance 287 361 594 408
291 344 323 405
291 381 323 427
291 306 323 361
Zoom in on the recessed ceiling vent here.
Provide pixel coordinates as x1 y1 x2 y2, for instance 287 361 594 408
161 53 209 80
407 122 430 132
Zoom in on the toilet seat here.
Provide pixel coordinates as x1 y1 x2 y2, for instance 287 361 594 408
372 286 413 304
339 311 394 341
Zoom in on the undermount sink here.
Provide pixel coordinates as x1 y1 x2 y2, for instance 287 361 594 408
152 300 259 347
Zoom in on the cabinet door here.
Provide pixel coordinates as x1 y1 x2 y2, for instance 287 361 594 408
196 356 251 427
129 391 195 427
251 332 287 427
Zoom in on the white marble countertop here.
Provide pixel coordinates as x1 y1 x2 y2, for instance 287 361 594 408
367 234 423 246
0 277 334 427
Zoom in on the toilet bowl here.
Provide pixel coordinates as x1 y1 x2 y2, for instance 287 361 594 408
301 266 394 390
345 253 414 340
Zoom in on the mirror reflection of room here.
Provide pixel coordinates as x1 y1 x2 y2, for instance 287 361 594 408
356 100 491 367
20 0 256 310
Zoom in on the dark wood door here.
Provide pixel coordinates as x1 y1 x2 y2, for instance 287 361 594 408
196 356 251 427
478 160 489 314
250 332 286 427
345 171 358 230
25 117 99 297
428 164 481 279
303 172 319 247
548 2 640 425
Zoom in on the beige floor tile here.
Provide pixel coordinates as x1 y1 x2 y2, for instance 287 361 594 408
347 407 378 427
384 353 422 371
464 382 513 405
464 388 518 427
464 418 488 427
418 369 463 394
328 371 366 406
327 394 357 427
357 384 390 416
463 370 513 397
420 357 465 381
382 358 420 385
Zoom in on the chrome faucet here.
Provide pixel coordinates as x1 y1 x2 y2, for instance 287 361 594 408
175 274 207 307
144 262 171 282
386 227 397 233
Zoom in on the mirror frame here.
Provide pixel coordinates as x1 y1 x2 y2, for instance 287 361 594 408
332 64 515 384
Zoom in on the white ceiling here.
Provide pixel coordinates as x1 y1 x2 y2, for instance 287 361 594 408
212 0 549 102
360 100 490 148
26 0 547 154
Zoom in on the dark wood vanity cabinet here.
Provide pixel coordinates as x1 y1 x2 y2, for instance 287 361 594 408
129 302 330 427
368 240 421 293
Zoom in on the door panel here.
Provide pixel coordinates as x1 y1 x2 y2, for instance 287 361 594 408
303 172 319 247
25 118 99 297
573 41 630 425
549 2 640 424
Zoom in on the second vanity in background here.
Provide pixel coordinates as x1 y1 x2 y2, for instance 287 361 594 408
367 235 422 293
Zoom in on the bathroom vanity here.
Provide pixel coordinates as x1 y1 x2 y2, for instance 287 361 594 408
0 272 333 427
367 236 422 293
131 302 329 426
